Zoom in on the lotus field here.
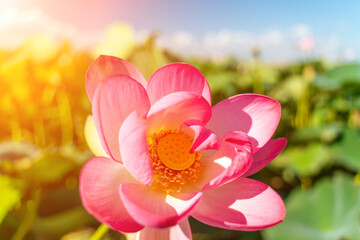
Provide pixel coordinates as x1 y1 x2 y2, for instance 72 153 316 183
0 30 360 240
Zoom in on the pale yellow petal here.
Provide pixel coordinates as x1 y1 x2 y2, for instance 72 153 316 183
124 232 138 240
84 115 108 157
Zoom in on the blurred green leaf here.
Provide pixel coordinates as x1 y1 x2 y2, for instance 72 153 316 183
270 76 306 102
20 153 77 184
293 124 341 143
263 173 360 240
314 64 360 90
32 207 96 238
335 128 360 172
206 72 238 96
0 175 22 224
271 143 330 176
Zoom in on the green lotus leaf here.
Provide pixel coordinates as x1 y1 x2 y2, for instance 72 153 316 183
271 143 330 176
263 173 360 240
0 175 22 224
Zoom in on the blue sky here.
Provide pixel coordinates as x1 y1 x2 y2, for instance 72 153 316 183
107 0 360 36
1 0 359 62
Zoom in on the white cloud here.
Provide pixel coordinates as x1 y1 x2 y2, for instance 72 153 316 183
202 30 252 59
292 24 312 38
318 34 341 59
204 30 251 48
157 29 289 62
0 6 100 49
259 29 284 46
157 30 201 57
344 48 357 61
158 31 197 49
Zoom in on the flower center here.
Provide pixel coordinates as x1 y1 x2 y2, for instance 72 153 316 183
157 133 195 170
148 130 202 193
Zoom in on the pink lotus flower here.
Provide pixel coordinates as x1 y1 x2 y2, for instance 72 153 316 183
80 55 286 239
